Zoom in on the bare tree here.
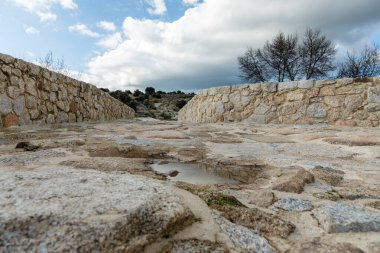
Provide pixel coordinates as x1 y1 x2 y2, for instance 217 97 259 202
238 28 337 82
238 32 299 82
237 47 268 83
299 28 337 79
337 43 380 78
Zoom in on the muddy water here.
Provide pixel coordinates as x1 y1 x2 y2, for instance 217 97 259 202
151 162 238 185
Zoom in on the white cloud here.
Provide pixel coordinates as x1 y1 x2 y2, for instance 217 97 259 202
24 25 40 34
37 11 57 22
182 0 199 5
146 0 167 16
85 0 380 91
7 0 77 22
97 21 117 32
97 33 122 49
69 23 100 37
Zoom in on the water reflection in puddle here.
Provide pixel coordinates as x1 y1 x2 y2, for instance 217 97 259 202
151 162 238 185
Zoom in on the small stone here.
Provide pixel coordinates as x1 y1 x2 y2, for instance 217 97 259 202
261 82 277 93
274 197 312 212
7 86 20 99
46 114 55 124
167 170 179 177
3 114 20 127
307 103 327 118
12 68 22 77
69 101 78 112
212 212 276 253
56 101 65 111
345 95 363 112
298 80 314 89
25 95 38 109
15 142 40 151
29 109 40 120
368 87 380 103
0 95 13 115
254 103 270 115
25 78 38 96
0 53 15 64
56 111 68 123
368 103 380 112
293 239 365 253
278 81 298 91
248 190 275 208
313 203 380 233
68 113 76 123
13 96 25 116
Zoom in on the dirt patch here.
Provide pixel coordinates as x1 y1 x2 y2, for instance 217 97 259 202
272 168 314 194
312 166 344 186
60 157 167 180
175 182 295 238
366 201 380 210
334 180 380 200
199 158 266 183
160 239 228 253
323 137 380 146
87 144 170 159
175 147 206 162
293 238 364 253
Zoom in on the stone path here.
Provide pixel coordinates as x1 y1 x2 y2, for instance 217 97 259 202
0 118 379 252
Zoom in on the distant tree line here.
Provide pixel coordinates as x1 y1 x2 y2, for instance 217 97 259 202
102 86 192 111
238 28 380 83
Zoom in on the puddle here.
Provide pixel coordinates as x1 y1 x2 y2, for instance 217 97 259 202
151 162 238 185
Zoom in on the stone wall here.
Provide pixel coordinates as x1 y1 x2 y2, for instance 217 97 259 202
0 53 134 127
178 78 380 127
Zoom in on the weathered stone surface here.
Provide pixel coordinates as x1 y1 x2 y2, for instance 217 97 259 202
273 169 314 193
274 198 312 212
0 95 13 115
255 103 270 115
25 95 37 109
2 113 19 127
314 203 380 233
261 82 277 92
307 103 327 118
369 87 380 103
0 53 134 127
179 78 380 127
278 81 298 91
68 112 76 122
312 166 344 186
248 190 275 208
0 168 195 252
29 109 40 119
293 240 365 253
25 78 37 96
56 111 69 123
164 239 227 253
298 80 314 89
212 213 276 253
7 86 20 99
46 114 55 124
12 96 25 116
345 95 363 112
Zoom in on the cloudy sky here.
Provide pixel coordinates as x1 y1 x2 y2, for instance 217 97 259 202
1 0 380 91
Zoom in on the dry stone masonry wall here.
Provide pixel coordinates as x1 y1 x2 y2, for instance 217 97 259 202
0 53 134 127
179 78 380 127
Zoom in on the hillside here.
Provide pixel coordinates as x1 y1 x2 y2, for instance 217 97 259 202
103 88 195 120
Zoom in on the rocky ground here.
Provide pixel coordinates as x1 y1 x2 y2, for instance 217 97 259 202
0 119 380 252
